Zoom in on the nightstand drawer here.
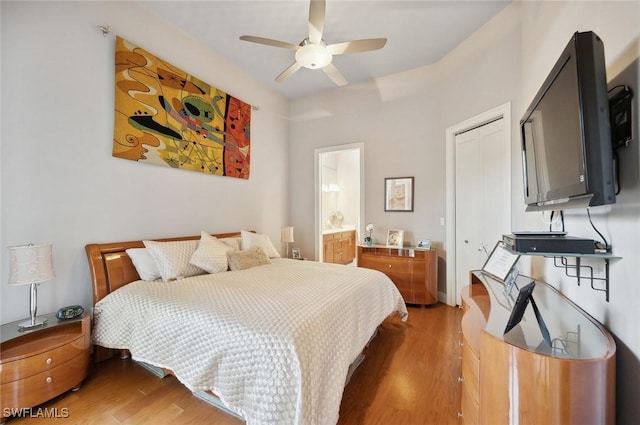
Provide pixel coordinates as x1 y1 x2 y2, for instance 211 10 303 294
0 334 88 384
0 350 89 410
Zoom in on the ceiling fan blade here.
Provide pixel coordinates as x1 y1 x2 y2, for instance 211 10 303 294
308 0 326 45
239 35 299 51
327 38 387 55
275 62 303 83
322 63 347 87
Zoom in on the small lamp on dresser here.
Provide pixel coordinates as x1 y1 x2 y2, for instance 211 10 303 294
281 226 294 258
8 243 55 331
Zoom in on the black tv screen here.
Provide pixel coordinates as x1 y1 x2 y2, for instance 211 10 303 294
521 31 615 211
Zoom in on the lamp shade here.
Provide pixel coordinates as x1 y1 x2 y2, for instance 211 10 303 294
295 44 332 69
8 243 55 285
281 227 294 244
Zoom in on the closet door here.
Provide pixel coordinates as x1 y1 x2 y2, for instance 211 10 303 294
454 118 510 304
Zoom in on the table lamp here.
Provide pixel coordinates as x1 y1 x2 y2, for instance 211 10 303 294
281 227 294 258
8 243 55 331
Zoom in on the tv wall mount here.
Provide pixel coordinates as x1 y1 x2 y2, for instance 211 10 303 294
609 85 633 149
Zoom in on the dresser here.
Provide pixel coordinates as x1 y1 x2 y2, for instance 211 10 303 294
459 271 615 424
0 312 90 418
357 245 437 306
323 230 356 265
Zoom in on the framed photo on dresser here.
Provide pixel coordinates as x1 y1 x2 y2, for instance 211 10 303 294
482 241 520 282
386 229 404 248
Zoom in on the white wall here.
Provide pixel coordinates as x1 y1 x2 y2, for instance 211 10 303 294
516 2 640 423
0 1 289 323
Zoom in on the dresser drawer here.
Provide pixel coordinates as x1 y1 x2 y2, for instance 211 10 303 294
461 338 480 404
461 380 479 425
0 351 89 410
360 256 413 274
1 334 88 384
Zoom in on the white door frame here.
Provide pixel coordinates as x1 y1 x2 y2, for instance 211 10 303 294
314 143 365 261
445 102 511 306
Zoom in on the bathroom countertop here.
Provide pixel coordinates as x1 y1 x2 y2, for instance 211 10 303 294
322 225 355 235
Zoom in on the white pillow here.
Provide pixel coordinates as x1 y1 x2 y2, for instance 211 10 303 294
143 239 204 282
219 237 241 251
126 248 161 281
240 230 281 258
189 231 233 274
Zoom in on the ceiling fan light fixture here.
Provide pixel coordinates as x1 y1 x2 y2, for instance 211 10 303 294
295 44 332 69
239 0 385 86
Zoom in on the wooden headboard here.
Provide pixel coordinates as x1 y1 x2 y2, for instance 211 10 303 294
85 231 242 305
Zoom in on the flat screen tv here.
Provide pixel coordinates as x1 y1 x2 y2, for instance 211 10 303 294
520 31 616 211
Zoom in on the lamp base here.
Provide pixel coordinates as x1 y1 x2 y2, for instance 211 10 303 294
18 317 48 331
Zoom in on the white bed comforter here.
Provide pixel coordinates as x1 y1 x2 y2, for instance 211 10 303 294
92 259 407 425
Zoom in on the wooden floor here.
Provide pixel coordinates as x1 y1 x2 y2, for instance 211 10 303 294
8 303 462 425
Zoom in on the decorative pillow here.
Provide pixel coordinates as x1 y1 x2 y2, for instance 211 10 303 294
240 230 281 258
189 231 233 274
227 246 271 271
126 248 161 281
143 239 204 282
219 237 241 251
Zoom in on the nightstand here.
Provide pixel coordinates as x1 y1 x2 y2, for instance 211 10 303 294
0 312 90 421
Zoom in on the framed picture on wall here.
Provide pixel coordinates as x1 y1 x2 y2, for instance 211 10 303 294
386 229 404 248
385 177 414 212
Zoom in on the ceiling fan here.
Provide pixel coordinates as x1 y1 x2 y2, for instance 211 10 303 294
239 0 387 87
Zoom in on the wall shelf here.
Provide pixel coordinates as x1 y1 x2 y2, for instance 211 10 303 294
507 249 621 302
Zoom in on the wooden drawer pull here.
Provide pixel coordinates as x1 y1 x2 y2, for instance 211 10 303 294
46 358 53 365
46 376 52 383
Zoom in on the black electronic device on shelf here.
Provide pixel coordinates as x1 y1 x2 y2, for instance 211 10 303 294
502 233 595 255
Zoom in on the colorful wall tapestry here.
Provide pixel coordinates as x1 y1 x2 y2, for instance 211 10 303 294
113 36 251 179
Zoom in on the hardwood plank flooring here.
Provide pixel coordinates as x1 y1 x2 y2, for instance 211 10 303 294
6 303 462 424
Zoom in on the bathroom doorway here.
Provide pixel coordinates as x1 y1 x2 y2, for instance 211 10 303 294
314 143 364 263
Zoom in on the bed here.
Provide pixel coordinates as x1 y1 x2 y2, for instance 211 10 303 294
86 231 408 425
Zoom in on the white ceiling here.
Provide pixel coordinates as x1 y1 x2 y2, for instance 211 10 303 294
142 0 511 100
